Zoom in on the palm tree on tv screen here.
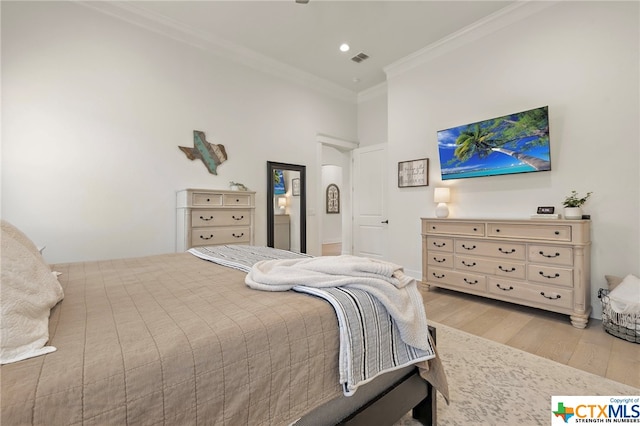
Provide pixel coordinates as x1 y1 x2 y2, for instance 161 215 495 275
450 107 551 171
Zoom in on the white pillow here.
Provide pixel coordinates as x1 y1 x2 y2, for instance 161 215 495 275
1 223 64 364
608 274 640 315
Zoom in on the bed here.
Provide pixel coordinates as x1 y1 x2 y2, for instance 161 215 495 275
1 221 446 425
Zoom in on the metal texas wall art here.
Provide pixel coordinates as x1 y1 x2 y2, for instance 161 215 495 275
178 130 227 175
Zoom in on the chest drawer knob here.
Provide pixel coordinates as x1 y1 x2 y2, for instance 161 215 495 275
232 232 244 238
232 215 244 221
540 292 561 300
200 234 214 240
498 266 516 272
554 231 560 235
495 228 501 233
539 251 560 258
473 227 478 231
199 215 214 221
433 257 446 263
433 241 446 248
499 248 515 254
461 261 476 267
496 284 514 291
432 272 445 279
461 244 476 250
539 271 560 279
463 278 478 285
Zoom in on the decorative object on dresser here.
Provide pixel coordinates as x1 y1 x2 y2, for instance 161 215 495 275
422 218 591 328
178 130 228 175
562 190 593 220
176 189 255 251
434 187 451 218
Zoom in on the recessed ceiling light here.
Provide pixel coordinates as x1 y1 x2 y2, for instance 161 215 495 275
339 43 350 53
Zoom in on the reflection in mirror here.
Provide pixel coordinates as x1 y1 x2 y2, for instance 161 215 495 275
267 161 306 253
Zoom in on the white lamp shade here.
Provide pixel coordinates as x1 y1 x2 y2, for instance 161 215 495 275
434 187 450 203
278 197 287 208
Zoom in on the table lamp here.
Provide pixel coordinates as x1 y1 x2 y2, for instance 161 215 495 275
434 187 450 218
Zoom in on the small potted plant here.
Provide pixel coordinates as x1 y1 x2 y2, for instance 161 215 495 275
562 190 592 219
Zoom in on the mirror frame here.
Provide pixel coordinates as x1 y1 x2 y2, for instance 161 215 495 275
267 161 306 253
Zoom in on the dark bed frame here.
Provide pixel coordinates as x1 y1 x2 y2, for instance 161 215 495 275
322 325 437 426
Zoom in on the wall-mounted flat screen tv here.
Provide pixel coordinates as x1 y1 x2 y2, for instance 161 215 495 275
273 169 286 195
437 106 551 180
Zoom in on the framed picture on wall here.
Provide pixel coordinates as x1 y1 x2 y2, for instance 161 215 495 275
292 178 301 196
326 184 340 214
398 158 429 188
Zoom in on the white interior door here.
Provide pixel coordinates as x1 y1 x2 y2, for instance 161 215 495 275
352 144 388 260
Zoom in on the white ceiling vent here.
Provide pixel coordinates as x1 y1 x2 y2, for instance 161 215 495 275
350 52 369 63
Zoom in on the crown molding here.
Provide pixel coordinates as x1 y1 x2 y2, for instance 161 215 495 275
384 1 559 80
77 1 358 104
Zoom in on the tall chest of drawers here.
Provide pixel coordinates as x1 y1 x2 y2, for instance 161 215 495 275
177 189 255 252
421 218 591 328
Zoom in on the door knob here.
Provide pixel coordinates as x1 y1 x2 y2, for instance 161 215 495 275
381 220 389 224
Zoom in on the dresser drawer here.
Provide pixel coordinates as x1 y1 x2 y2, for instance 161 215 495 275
192 192 223 206
191 209 251 227
527 264 573 287
528 245 573 266
455 255 526 280
455 239 526 260
223 193 253 206
424 221 485 237
488 277 573 310
427 252 454 268
426 236 454 253
427 267 487 291
191 227 251 246
487 223 571 242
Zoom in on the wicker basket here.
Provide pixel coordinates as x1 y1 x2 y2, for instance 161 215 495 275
598 288 640 343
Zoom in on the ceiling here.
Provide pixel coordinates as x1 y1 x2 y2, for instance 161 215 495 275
103 1 514 95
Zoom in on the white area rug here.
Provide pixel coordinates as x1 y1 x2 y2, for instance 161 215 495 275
397 322 639 425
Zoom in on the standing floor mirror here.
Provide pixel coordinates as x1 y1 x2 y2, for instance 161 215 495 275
267 161 306 253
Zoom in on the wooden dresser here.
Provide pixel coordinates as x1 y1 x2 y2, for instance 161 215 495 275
421 218 591 328
177 189 255 252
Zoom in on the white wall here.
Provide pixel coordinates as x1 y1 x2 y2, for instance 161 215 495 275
357 87 388 148
1 1 357 262
385 1 639 319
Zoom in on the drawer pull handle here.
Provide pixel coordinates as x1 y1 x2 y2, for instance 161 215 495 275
236 199 240 203
499 266 516 272
499 248 516 254
554 231 560 235
433 242 446 248
199 215 214 221
432 226 436 230
496 229 501 233
232 215 244 221
232 233 244 238
461 244 476 250
496 284 514 291
473 227 478 231
539 251 560 258
432 272 445 279
206 198 211 202
539 271 560 279
433 257 446 263
200 234 214 240
463 278 478 285
461 261 476 267
540 292 561 300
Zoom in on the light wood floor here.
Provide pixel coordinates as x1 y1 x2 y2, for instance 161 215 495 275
322 243 342 256
420 286 640 388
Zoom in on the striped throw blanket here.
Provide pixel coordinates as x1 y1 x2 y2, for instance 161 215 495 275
188 245 435 396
